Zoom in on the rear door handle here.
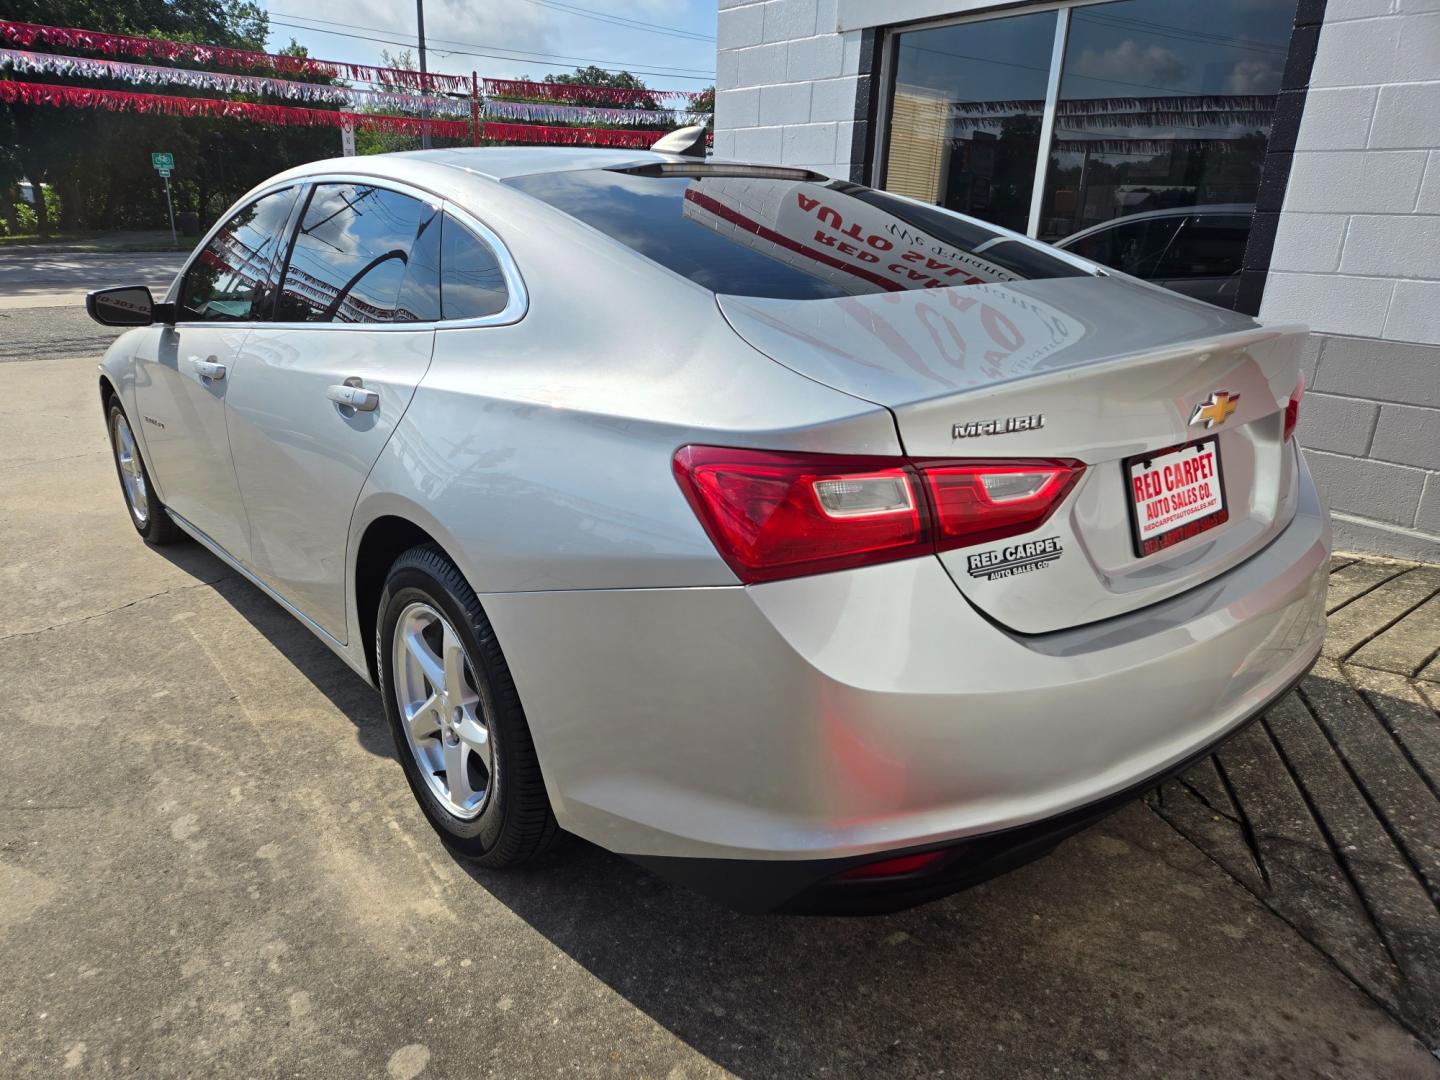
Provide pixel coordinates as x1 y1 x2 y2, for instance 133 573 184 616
189 356 226 380
327 382 379 412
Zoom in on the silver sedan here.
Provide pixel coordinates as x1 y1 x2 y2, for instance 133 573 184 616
87 148 1328 913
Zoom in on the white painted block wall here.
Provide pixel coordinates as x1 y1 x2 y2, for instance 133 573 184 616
1261 1 1440 558
714 0 862 176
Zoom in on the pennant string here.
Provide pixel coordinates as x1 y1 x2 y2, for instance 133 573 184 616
0 18 472 92
482 77 705 106
0 47 469 114
482 98 706 126
0 79 471 137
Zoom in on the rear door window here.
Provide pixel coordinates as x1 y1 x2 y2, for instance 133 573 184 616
178 186 299 321
275 183 442 323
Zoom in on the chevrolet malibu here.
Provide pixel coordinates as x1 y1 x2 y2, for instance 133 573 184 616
87 149 1329 913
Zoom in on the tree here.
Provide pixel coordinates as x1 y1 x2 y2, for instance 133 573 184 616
0 1 346 236
543 66 659 111
686 86 714 131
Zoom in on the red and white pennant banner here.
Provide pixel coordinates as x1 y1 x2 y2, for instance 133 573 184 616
482 98 705 126
0 48 469 115
482 78 706 106
0 18 472 93
0 80 471 138
481 122 668 148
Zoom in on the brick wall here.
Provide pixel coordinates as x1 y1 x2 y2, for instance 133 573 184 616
1260 1 1440 560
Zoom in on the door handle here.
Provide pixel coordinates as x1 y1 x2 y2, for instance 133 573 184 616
327 382 379 412
189 356 226 380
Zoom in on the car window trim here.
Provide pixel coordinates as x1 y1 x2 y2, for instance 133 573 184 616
167 171 527 332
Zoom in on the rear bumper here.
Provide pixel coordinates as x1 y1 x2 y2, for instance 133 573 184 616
481 457 1330 902
631 657 1314 914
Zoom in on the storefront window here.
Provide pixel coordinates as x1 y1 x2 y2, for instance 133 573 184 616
877 0 1296 306
881 10 1057 235
1037 0 1294 242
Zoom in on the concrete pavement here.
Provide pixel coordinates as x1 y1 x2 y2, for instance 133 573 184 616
0 347 1437 1077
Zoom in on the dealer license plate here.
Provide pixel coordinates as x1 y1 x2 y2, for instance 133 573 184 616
1125 437 1228 557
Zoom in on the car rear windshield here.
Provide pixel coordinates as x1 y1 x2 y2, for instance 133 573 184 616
503 165 1089 301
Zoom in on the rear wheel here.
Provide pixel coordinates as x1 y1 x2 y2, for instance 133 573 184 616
105 396 182 545
377 545 558 866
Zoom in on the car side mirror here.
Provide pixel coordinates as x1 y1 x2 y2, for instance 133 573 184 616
86 285 176 327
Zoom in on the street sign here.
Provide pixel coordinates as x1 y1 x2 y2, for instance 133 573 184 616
152 152 177 246
340 123 356 157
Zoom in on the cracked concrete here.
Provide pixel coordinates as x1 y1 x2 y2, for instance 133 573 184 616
1 354 1437 1078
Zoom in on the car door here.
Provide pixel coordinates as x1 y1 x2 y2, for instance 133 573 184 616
131 185 301 564
223 180 448 641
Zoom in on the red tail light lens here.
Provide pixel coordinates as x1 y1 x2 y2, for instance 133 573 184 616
673 446 1084 583
1283 373 1305 443
924 461 1084 550
672 447 929 583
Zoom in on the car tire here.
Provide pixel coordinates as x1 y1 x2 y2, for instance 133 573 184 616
377 544 558 867
105 395 183 545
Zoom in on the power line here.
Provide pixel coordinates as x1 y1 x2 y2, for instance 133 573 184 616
508 0 715 42
267 19 715 81
1073 11 1289 56
271 11 714 74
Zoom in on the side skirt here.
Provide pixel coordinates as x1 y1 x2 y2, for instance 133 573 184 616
165 509 375 686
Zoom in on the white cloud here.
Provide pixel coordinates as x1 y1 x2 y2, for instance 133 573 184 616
1069 39 1188 91
1227 58 1281 94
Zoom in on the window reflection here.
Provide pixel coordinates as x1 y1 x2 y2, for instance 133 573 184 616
278 184 441 324
180 187 298 321
440 215 509 320
1039 0 1293 241
882 11 1058 235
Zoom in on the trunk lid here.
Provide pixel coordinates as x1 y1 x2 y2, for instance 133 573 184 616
717 275 1307 634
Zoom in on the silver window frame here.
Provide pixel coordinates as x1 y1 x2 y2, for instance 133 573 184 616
166 172 528 332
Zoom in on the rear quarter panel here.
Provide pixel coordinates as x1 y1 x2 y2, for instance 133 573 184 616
348 181 900 605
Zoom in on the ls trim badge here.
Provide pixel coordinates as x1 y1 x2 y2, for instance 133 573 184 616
1189 391 1240 429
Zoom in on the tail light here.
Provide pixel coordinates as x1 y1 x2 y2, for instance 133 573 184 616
1283 373 1304 443
924 462 1083 550
673 445 1083 584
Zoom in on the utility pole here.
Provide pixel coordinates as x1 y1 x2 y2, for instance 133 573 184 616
416 0 431 149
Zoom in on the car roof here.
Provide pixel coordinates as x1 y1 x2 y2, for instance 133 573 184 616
282 146 691 183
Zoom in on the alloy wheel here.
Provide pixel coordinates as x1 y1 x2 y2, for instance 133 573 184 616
111 411 149 525
391 601 496 820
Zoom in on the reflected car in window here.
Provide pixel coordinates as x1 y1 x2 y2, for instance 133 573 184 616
86 151 1326 914
1056 204 1253 308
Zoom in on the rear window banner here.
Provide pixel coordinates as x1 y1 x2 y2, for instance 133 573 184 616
680 178 1021 296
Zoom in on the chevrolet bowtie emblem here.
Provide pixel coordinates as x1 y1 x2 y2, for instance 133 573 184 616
1189 391 1240 429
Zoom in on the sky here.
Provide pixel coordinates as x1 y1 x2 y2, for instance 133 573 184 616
259 0 718 90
